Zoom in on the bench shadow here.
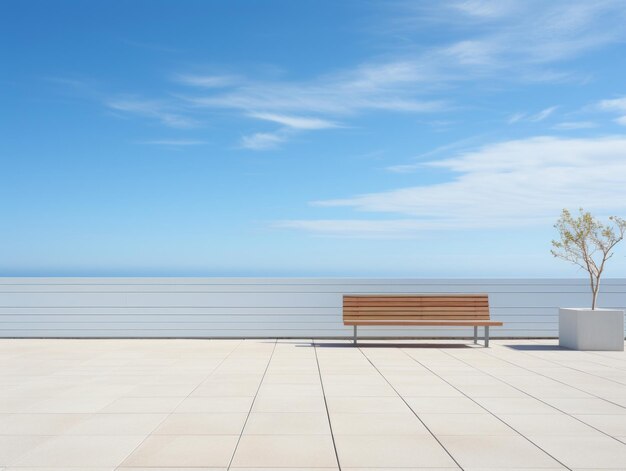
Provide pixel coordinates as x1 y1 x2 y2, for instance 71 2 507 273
504 344 564 351
306 342 472 349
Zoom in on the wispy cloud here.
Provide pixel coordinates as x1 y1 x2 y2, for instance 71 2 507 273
386 136 487 173
92 1 626 149
508 106 558 124
240 132 286 150
174 73 240 88
507 113 526 124
451 0 520 19
181 63 446 116
553 121 597 130
280 136 626 236
397 1 626 68
107 98 197 128
248 112 340 130
529 106 557 122
597 96 626 126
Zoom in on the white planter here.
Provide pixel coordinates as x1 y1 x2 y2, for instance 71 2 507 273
559 308 625 351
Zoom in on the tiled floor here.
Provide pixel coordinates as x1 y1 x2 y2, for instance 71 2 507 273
0 338 625 470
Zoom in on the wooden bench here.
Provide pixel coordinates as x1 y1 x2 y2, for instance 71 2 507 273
343 294 502 347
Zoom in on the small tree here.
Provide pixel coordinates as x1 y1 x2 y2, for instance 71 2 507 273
551 208 626 310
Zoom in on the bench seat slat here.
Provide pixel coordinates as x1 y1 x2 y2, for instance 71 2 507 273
345 306 490 309
345 312 490 316
346 318 491 321
344 320 503 326
344 299 489 305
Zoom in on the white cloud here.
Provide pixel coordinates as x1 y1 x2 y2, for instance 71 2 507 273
443 40 498 66
599 97 626 112
174 74 240 88
553 121 597 130
529 106 557 122
281 136 626 236
184 63 445 116
596 97 626 126
509 107 558 125
240 132 285 150
396 1 626 77
248 113 339 130
597 96 626 126
507 113 526 124
98 1 626 148
107 98 196 128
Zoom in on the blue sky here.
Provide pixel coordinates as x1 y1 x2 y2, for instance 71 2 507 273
2 0 626 277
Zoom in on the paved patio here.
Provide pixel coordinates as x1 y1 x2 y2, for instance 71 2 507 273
0 338 625 470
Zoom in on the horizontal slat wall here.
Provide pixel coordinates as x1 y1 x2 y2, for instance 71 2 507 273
0 278 624 338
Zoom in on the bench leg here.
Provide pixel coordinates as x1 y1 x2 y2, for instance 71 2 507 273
353 326 357 345
473 326 478 344
484 326 489 348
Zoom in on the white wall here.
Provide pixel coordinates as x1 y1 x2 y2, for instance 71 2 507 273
0 278 624 338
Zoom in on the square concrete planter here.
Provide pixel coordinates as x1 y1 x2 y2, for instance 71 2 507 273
559 308 625 351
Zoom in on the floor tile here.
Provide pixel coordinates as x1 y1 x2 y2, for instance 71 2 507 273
252 395 326 413
231 435 337 468
244 412 330 435
12 435 146 467
99 397 182 413
26 395 118 413
528 435 626 468
232 468 338 471
334 434 457 468
326 396 408 413
117 468 225 471
176 396 253 413
65 413 166 435
0 413 86 435
121 435 238 467
439 435 563 469
574 413 626 436
498 413 605 436
154 413 247 435
419 413 518 436
191 381 260 397
330 412 429 435
544 397 626 415
473 397 560 414
405 396 485 414
256 383 324 397
0 436 50 466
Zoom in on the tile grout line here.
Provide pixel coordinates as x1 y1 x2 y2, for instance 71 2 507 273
565 347 626 373
400 346 573 471
526 338 626 372
226 338 278 471
356 345 465 471
112 339 244 471
313 338 342 471
495 342 626 387
583 348 626 369
486 343 626 404
469 344 626 445
440 345 626 445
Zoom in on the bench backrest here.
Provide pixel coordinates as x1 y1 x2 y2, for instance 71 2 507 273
343 294 490 323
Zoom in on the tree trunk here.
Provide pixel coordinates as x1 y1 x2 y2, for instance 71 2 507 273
592 280 600 310
589 272 597 310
